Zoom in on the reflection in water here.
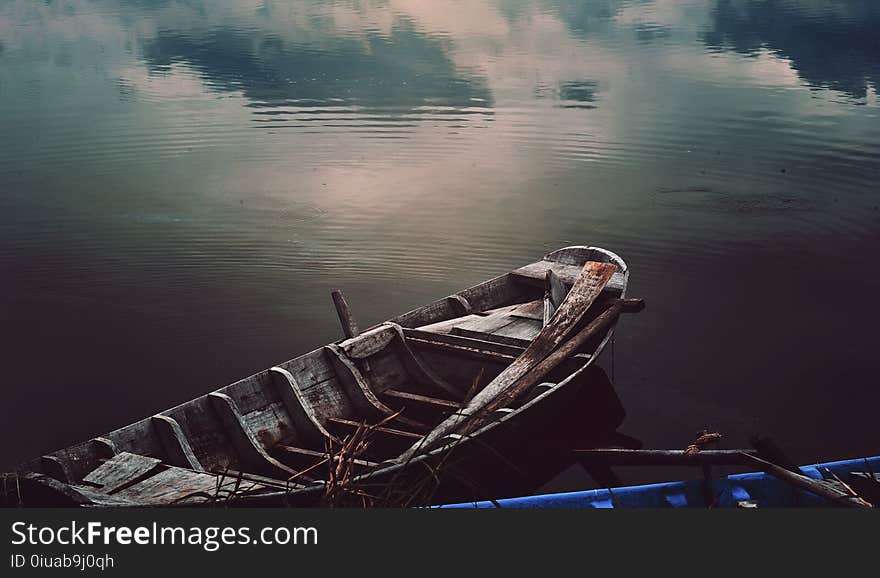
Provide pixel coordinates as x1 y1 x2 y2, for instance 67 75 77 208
142 23 493 115
704 0 880 100
1 0 879 491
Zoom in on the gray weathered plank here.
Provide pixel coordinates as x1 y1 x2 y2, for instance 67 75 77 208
449 327 532 348
339 325 396 360
113 467 228 505
382 389 464 410
493 317 542 342
403 327 525 358
82 452 163 493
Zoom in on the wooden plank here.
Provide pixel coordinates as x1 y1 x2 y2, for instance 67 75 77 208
339 325 396 359
474 298 643 419
382 389 464 410
331 289 360 339
493 317 542 342
276 349 337 391
740 453 873 508
404 336 518 363
513 260 626 294
113 467 229 505
450 327 532 348
574 449 759 466
509 299 544 321
328 418 423 440
396 262 619 462
152 415 204 471
207 393 297 478
82 452 163 493
456 274 531 315
269 367 333 446
403 327 525 358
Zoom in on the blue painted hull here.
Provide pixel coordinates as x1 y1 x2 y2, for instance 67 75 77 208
438 456 880 508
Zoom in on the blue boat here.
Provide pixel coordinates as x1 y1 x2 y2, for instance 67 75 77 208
437 455 880 508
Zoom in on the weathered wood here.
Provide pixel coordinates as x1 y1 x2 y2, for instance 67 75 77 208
382 389 464 410
90 437 117 460
217 468 304 490
739 453 873 508
397 261 618 462
450 327 532 348
327 418 422 440
385 323 462 398
575 449 759 466
543 269 567 326
152 415 204 472
339 325 396 359
446 294 473 316
82 452 163 494
331 289 360 339
18 473 137 506
207 393 297 478
513 260 626 294
39 456 73 484
404 334 520 363
494 317 542 342
113 467 236 505
326 344 429 432
268 367 333 446
403 327 525 358
474 298 642 419
13 246 635 507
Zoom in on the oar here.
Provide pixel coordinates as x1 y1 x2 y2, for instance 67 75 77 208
395 260 618 463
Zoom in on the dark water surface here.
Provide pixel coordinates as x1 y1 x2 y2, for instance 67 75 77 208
2 1 879 489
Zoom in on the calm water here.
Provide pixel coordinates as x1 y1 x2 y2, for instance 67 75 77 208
2 0 879 488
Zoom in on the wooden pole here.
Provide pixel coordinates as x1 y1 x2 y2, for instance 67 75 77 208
739 452 873 508
574 449 758 466
331 290 360 339
395 262 622 463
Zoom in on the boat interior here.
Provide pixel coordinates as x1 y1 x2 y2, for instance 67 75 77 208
20 247 627 505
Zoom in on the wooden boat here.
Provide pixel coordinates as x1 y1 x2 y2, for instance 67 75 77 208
437 455 880 508
9 245 638 507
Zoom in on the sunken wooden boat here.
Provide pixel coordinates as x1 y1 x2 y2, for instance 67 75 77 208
11 245 640 507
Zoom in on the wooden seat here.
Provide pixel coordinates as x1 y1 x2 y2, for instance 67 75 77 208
80 452 163 494
402 327 524 363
